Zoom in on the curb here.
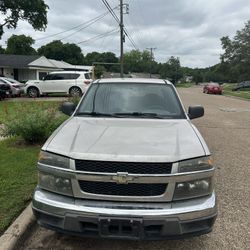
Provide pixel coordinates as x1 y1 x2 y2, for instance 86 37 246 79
0 203 36 250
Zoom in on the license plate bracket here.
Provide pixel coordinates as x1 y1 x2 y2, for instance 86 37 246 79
99 217 143 238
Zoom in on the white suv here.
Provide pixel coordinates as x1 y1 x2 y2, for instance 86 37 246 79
25 71 92 97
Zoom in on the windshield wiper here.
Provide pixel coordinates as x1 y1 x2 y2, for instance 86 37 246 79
76 112 119 117
113 112 166 119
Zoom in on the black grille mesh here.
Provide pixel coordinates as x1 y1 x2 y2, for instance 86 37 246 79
75 160 172 174
79 181 167 196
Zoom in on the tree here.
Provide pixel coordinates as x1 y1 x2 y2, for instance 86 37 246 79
84 51 119 71
38 40 84 65
5 34 36 55
0 46 5 54
124 50 142 73
160 56 183 84
94 65 105 78
220 20 250 82
123 49 153 73
0 0 49 39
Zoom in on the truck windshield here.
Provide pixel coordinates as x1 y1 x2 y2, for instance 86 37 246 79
76 83 185 119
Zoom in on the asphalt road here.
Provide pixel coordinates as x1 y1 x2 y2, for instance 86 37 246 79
20 87 250 250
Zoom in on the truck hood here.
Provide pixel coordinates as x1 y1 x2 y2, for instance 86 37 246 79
43 117 207 162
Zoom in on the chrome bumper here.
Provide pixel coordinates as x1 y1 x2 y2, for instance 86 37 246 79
33 188 217 239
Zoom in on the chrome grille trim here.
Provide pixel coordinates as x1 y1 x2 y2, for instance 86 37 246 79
37 161 214 202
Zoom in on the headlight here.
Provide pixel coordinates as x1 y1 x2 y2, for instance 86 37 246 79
178 156 213 173
38 151 70 169
173 178 213 201
38 172 73 196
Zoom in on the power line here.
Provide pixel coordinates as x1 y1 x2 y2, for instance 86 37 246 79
101 0 120 24
35 9 112 41
77 28 119 44
126 12 144 49
59 11 111 40
124 27 137 49
101 0 137 50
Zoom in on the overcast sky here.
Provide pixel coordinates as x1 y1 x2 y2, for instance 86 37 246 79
0 0 250 68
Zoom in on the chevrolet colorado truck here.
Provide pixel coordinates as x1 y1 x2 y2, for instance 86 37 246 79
33 78 217 240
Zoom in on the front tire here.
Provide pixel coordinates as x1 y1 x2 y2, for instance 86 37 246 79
27 87 39 98
69 87 82 97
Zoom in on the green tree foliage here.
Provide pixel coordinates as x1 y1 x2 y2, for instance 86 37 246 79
0 0 49 39
123 49 153 73
124 50 142 73
0 46 5 54
5 34 36 55
220 20 250 82
38 40 84 65
160 56 183 84
94 65 106 78
84 51 119 71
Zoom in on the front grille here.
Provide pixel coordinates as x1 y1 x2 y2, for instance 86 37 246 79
79 181 167 196
75 160 172 174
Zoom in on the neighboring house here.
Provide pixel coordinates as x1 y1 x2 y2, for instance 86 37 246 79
184 75 193 83
0 54 93 82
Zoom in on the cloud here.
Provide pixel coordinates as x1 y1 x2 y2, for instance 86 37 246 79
0 0 250 68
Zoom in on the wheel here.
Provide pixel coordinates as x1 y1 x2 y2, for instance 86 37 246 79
27 87 39 98
69 87 82 97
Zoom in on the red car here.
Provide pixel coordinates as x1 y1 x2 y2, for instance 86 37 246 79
203 83 222 95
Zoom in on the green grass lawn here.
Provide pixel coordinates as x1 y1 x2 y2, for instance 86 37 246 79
0 100 68 235
0 138 40 235
0 100 64 123
222 83 250 100
175 82 194 88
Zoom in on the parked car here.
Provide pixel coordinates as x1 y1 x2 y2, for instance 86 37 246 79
33 78 217 240
0 81 11 100
25 71 93 98
0 77 25 97
232 81 250 91
203 82 222 94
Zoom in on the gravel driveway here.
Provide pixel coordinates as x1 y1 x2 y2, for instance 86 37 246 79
20 87 250 250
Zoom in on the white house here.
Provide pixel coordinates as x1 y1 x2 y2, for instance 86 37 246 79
0 54 93 82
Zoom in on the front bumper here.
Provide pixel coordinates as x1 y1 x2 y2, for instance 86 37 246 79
33 188 217 240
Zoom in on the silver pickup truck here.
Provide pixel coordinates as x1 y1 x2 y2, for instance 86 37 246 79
33 78 217 240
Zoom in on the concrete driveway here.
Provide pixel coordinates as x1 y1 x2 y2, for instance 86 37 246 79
20 87 250 250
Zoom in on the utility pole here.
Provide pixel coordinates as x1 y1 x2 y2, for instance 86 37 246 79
120 0 124 78
146 47 156 78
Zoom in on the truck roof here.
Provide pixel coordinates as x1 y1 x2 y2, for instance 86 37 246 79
96 78 172 85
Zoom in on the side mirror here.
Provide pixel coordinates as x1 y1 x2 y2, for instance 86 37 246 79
188 106 204 119
61 102 76 116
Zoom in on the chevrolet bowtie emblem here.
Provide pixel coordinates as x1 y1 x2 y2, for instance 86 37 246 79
112 172 134 184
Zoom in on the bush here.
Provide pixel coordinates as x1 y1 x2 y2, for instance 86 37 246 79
67 96 81 106
0 103 67 144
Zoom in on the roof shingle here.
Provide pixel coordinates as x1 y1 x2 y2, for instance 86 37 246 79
0 54 40 68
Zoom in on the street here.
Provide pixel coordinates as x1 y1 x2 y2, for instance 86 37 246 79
20 87 250 250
